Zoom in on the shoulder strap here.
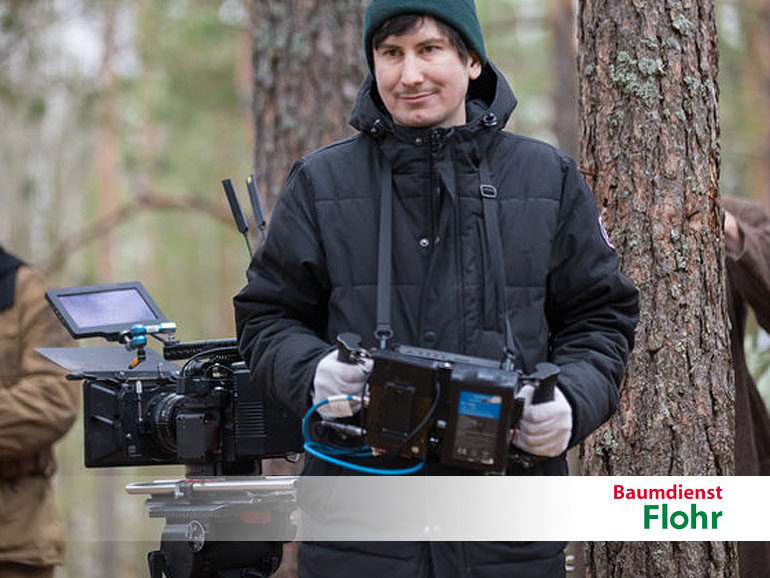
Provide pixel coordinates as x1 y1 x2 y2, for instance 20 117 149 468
374 160 394 349
478 159 519 371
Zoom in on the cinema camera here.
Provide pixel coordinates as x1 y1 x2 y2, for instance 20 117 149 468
38 280 303 578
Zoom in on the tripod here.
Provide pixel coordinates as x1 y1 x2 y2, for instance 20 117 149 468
126 477 298 578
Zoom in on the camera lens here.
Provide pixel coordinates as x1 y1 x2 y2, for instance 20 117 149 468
149 392 184 454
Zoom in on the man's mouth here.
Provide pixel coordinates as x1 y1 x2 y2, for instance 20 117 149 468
400 91 435 103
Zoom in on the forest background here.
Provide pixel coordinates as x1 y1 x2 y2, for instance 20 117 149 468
0 0 767 576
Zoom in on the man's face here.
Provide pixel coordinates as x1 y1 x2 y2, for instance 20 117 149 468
373 17 482 129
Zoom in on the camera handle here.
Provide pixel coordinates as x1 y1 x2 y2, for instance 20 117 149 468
336 332 370 363
529 362 560 404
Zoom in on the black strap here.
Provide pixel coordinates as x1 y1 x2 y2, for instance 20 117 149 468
479 160 518 371
373 157 518 366
374 160 394 348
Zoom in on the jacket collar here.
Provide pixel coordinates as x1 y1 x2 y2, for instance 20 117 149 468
0 246 25 311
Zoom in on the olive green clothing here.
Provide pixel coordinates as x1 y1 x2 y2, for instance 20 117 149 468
0 265 78 567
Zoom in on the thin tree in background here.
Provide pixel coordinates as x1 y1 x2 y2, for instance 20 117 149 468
740 0 770 206
94 5 120 576
549 0 579 158
578 0 736 575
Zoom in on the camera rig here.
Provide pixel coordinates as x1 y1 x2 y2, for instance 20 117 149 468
34 170 566 575
304 333 561 476
38 278 303 578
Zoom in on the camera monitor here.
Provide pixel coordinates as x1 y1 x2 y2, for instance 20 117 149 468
46 281 167 340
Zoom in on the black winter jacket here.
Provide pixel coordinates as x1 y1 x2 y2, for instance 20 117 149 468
234 63 639 577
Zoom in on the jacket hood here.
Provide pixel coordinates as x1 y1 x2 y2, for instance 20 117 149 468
349 62 517 138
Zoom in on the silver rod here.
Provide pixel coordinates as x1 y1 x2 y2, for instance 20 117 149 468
125 476 298 495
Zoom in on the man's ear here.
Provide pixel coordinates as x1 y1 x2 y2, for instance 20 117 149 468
468 52 482 80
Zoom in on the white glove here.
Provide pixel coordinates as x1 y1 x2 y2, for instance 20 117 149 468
512 384 573 457
312 350 373 419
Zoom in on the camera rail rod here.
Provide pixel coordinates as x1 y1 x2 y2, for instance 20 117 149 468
125 476 298 496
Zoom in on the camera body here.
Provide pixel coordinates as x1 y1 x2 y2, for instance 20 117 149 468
82 344 303 475
40 282 303 476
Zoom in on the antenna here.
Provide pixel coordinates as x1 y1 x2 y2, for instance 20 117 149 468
246 174 267 244
222 178 253 258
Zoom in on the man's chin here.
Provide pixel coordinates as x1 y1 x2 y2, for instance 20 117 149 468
393 113 439 129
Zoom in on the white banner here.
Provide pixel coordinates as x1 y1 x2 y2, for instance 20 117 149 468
297 476 746 541
65 474 767 541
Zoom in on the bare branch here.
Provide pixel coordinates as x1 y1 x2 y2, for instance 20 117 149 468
42 188 232 275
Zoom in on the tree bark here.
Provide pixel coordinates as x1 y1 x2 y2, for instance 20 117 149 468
250 0 366 212
578 0 737 575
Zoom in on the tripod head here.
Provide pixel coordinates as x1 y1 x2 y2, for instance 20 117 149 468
127 477 298 578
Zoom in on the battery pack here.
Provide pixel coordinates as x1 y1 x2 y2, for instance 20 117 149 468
441 365 517 473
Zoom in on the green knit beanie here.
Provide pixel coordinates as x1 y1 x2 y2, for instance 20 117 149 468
363 0 487 74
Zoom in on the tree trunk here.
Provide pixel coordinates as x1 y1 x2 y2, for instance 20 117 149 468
249 2 366 576
578 0 737 575
250 0 366 212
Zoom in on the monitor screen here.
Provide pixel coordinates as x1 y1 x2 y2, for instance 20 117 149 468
58 289 157 329
46 282 167 340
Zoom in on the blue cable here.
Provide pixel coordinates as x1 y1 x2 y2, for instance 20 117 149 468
302 397 425 476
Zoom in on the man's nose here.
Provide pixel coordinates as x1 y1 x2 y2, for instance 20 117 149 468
400 53 424 86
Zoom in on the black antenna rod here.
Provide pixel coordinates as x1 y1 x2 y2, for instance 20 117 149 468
222 178 253 258
246 173 267 244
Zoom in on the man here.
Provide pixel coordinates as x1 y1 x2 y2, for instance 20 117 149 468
723 196 770 577
234 0 639 575
0 245 79 578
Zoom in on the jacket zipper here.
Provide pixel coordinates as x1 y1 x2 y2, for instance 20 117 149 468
429 129 466 352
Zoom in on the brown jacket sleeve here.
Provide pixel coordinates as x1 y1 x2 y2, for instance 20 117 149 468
0 266 79 458
724 196 770 332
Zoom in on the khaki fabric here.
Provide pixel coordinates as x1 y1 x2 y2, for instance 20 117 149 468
0 266 78 566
